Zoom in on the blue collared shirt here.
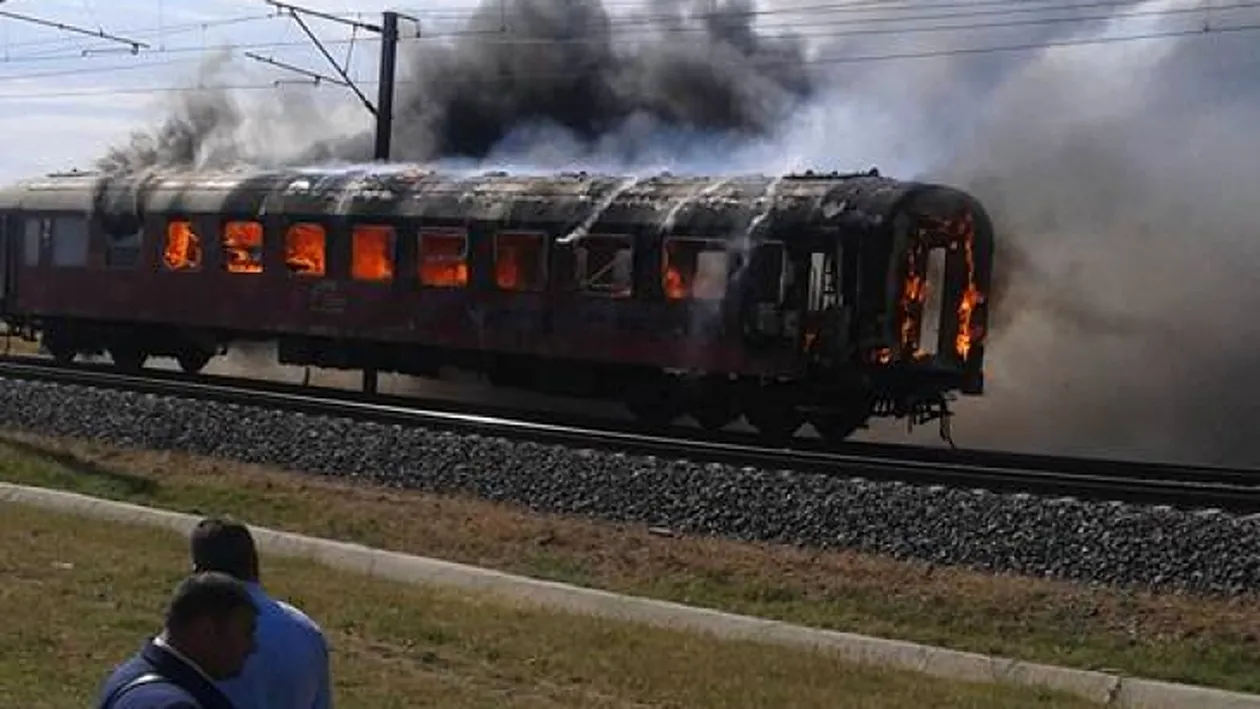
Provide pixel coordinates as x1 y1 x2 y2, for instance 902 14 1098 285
214 582 331 709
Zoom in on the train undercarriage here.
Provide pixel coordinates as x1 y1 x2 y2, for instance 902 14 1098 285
11 316 960 445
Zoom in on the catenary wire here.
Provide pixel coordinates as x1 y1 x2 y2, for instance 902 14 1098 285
0 19 1254 101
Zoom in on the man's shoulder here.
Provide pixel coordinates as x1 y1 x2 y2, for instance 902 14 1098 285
270 597 326 638
109 680 200 709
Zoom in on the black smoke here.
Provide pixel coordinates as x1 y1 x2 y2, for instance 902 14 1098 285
97 0 817 172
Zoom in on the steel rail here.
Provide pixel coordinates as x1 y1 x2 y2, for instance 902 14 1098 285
2 353 1255 485
0 356 1258 513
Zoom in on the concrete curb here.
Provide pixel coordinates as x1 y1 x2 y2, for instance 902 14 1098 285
3 481 1258 708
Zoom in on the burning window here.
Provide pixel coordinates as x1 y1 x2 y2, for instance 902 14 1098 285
351 224 395 282
418 230 468 288
662 238 729 301
495 232 547 292
576 235 633 298
285 222 326 277
164 220 202 271
222 221 263 274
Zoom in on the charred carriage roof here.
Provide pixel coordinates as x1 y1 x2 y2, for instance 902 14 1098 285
0 165 972 246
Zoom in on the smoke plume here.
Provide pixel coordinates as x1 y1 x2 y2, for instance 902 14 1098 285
93 0 1260 466
98 0 817 172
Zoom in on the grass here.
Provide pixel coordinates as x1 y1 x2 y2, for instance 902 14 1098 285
0 502 1100 708
1 430 1258 695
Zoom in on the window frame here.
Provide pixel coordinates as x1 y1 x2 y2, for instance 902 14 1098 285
283 221 327 278
349 223 397 284
661 236 731 302
575 233 634 299
162 217 204 272
220 219 265 275
492 229 549 293
416 227 470 290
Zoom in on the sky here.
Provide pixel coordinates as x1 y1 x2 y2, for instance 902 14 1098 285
0 0 468 181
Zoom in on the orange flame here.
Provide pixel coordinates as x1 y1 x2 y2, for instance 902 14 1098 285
285 223 326 276
352 225 394 282
419 232 468 288
163 220 202 271
899 245 928 355
663 265 687 299
494 233 543 291
223 221 263 274
954 212 985 360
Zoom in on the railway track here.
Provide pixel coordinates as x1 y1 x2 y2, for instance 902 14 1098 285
1 354 1258 513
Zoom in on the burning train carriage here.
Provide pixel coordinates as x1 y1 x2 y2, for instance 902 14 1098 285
0 165 993 442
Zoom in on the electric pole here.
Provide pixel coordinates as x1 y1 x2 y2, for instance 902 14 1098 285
257 2 417 395
258 1 416 164
374 11 399 161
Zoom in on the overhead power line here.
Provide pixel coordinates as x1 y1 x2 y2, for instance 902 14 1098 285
0 0 1249 68
0 8 150 54
0 18 1255 101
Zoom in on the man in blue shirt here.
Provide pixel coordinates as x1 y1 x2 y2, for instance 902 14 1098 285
190 517 333 709
97 571 258 709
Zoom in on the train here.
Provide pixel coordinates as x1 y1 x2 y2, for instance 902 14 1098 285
0 163 995 443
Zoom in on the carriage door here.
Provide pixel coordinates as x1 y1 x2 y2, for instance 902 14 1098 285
802 247 840 355
917 246 947 357
0 215 7 313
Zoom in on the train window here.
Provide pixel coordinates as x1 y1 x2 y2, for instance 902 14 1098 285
222 221 264 274
351 224 395 282
104 224 143 269
22 217 44 266
494 231 547 292
417 230 468 288
285 222 326 277
163 220 202 271
662 238 729 301
576 235 633 298
50 215 89 267
749 241 787 303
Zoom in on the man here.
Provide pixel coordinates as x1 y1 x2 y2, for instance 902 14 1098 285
190 517 332 709
97 571 258 709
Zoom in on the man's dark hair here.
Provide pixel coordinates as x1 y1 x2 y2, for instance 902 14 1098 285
164 571 257 634
190 517 260 582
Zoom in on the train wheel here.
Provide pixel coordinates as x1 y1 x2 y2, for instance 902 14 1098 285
624 375 683 427
811 411 869 442
745 405 804 445
110 345 147 372
176 349 213 375
688 378 740 431
47 345 75 364
811 394 875 443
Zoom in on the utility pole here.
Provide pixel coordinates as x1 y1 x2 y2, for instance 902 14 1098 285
374 11 399 161
258 1 416 163
257 2 417 396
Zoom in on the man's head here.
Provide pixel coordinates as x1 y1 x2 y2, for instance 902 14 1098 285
163 571 257 680
190 517 259 583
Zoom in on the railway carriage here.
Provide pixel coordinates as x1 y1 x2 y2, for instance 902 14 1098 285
0 164 995 442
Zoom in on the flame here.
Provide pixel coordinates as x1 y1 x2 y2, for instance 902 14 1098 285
285 223 325 276
494 232 543 291
954 211 985 360
663 265 687 299
163 220 201 271
899 245 928 354
351 225 394 282
223 221 263 274
419 231 468 287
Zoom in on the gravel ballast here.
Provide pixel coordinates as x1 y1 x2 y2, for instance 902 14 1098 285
1 376 1258 596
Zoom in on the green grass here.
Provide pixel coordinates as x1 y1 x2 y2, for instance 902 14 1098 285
1 430 1258 694
0 502 1099 709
